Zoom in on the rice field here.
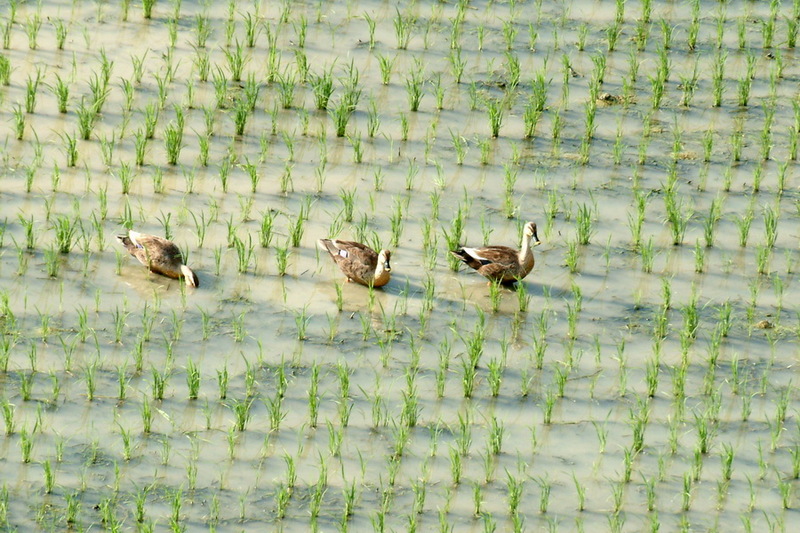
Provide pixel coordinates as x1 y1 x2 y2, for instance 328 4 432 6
0 0 799 531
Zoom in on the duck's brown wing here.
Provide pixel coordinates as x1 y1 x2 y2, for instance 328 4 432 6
454 245 523 281
129 232 185 275
117 235 138 255
478 262 523 281
454 245 516 267
322 240 378 284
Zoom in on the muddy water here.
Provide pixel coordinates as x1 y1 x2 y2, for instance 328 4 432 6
0 0 799 531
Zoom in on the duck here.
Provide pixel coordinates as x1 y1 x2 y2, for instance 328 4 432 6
318 239 392 287
450 221 541 284
116 230 199 287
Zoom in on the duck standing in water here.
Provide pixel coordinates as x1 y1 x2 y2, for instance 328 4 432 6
451 221 541 284
318 239 392 287
117 230 199 287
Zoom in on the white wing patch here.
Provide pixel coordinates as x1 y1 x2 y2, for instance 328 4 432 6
463 247 490 263
331 240 350 258
129 231 144 249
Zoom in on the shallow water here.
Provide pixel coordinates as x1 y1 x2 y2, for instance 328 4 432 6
1 0 799 531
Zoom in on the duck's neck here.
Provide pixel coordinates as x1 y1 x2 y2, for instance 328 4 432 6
372 263 391 287
518 234 533 263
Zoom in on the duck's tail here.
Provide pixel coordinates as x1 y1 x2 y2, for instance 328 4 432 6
450 248 484 270
116 233 135 253
317 239 337 256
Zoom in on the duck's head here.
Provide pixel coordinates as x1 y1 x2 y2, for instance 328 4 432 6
378 249 392 272
181 265 200 288
524 222 542 246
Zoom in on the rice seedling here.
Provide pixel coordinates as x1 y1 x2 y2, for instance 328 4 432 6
569 19 590 52
663 187 692 246
189 11 213 48
326 420 346 457
284 205 306 246
486 98 505 138
17 425 38 465
329 96 355 138
220 40 249 83
182 356 201 400
226 397 253 432
394 112 409 143
94 133 114 169
234 11 259 48
763 205 778 248
405 64 425 112
46 72 72 115
137 102 160 141
52 215 78 254
138 0 157 19
759 134 772 165
337 128 361 164
149 364 170 401
163 121 184 165
571 202 595 245
210 66 230 109
558 237 580 275
447 46 468 84
113 160 136 195
18 370 37 402
226 94 251 136
1 398 15 435
274 70 297 110
43 15 68 50
10 103 27 141
88 74 111 115
497 17 519 51
23 68 43 114
275 244 291 277
635 235 656 275
0 54 10 85
358 11 378 49
17 214 37 250
688 237 706 274
0 18 11 50
759 10 778 50
393 8 414 50
711 51 727 107
755 244 772 276
675 470 695 514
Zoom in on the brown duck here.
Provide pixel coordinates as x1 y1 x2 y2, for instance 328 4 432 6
318 239 392 287
451 221 541 284
117 230 199 287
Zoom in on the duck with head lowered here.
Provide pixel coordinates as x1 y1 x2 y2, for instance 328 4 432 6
117 230 199 287
450 221 541 284
318 238 392 287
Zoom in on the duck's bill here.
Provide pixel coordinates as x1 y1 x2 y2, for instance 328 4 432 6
384 261 392 271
